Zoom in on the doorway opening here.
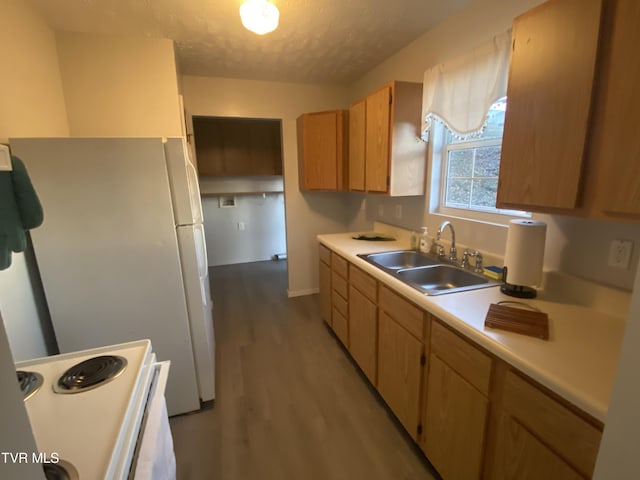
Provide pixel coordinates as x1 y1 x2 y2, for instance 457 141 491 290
191 116 287 268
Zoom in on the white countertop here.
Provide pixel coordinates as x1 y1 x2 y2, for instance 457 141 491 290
318 232 628 423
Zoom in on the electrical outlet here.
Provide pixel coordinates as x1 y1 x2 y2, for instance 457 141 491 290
238 222 245 231
377 205 384 217
608 239 633 269
395 205 402 219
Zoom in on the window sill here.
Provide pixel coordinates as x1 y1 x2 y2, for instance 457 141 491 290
431 206 529 228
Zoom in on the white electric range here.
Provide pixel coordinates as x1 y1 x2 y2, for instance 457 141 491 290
15 339 175 479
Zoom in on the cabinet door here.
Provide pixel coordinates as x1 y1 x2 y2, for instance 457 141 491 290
423 354 489 480
332 307 349 347
365 86 391 193
319 260 331 325
589 0 640 217
297 111 338 190
377 312 423 438
497 0 603 210
348 285 377 384
349 99 366 191
491 414 583 480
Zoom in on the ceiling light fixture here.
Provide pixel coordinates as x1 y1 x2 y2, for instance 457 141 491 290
239 0 280 35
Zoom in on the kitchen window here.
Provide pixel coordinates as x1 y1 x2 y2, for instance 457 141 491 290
436 99 528 219
421 30 528 223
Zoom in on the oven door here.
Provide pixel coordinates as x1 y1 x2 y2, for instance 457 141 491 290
130 360 175 480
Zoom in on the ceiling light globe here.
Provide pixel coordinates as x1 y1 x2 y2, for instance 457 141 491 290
240 0 279 35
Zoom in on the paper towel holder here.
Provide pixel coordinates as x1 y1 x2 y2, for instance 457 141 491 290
500 266 537 298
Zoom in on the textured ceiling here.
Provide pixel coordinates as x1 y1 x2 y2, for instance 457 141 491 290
25 0 471 84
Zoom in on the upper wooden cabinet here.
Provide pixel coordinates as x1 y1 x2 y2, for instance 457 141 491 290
348 99 366 191
584 0 640 219
349 81 427 196
193 116 283 177
498 0 640 221
297 110 348 191
497 0 603 210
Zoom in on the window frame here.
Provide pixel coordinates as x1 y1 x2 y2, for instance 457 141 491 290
428 118 530 225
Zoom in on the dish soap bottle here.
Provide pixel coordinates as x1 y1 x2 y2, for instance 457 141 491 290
419 227 430 253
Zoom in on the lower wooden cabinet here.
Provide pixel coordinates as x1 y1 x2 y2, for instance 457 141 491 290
317 243 604 480
377 308 424 439
422 321 491 479
319 258 331 325
331 306 349 346
348 284 377 384
329 252 349 347
423 354 489 479
490 370 602 479
491 414 583 480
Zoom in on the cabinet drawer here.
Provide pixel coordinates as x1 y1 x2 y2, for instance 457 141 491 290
503 371 602 477
319 244 331 265
331 272 348 299
379 285 424 340
331 252 348 278
332 307 349 346
349 265 377 301
332 290 348 318
431 321 492 396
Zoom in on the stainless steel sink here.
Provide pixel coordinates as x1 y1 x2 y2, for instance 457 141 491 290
357 250 499 295
358 250 440 271
397 265 496 295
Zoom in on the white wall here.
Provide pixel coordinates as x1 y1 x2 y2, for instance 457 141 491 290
346 0 640 291
0 0 70 361
55 32 183 137
594 264 640 477
202 193 287 266
182 76 350 295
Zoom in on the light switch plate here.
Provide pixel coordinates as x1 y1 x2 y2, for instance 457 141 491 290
608 239 633 269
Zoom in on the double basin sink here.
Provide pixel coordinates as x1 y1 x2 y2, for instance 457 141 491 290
358 250 499 296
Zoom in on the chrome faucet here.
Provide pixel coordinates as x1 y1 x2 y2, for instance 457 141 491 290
436 221 457 264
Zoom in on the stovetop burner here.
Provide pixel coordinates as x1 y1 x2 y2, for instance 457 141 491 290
16 370 44 401
43 459 79 480
53 355 127 394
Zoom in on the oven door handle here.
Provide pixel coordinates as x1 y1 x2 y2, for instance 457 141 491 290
130 361 175 480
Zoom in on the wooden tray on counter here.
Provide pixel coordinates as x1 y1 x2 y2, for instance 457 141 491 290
485 301 549 340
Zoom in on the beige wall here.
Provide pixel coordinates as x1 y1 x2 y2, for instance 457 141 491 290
346 0 640 291
56 32 183 137
0 0 69 361
182 76 350 295
0 0 69 141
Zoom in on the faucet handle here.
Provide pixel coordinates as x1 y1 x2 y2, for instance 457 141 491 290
474 252 483 273
461 249 471 269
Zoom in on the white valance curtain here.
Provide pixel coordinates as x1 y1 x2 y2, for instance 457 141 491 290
421 29 512 140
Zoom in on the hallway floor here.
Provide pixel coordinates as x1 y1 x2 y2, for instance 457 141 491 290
169 260 439 479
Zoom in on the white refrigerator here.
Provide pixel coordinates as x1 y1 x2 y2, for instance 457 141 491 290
10 137 215 416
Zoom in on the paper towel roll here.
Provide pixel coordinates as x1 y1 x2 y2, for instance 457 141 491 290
503 220 547 287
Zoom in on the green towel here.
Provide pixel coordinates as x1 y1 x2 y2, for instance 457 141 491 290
0 155 44 270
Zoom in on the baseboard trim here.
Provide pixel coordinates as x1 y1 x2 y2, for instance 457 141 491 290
287 288 319 298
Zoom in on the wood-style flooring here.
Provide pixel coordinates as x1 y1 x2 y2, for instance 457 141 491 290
169 260 439 480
